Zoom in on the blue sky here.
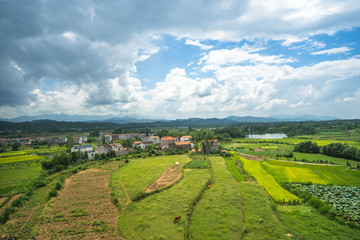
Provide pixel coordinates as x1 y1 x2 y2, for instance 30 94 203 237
1 0 360 119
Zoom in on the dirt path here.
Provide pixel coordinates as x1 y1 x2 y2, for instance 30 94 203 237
0 193 23 216
146 165 182 192
38 167 124 240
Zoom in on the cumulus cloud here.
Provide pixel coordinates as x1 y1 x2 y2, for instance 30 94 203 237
200 45 296 72
185 39 213 50
311 46 352 55
1 0 360 118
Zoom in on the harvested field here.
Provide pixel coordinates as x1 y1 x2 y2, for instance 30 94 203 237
237 153 264 161
146 165 182 192
38 167 123 239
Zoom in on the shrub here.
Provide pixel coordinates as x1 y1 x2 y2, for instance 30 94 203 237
308 197 324 209
319 204 332 214
48 189 58 199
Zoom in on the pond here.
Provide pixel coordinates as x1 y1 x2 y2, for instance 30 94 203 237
246 133 288 139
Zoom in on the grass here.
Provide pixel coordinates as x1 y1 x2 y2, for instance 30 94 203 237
0 161 43 196
117 168 210 240
110 155 192 207
239 156 300 203
186 160 209 169
277 205 360 239
293 152 359 166
0 155 44 164
239 182 292 239
225 157 245 182
262 159 360 186
189 157 245 239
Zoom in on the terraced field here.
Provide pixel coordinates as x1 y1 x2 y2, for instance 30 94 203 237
190 157 244 239
262 159 360 186
238 156 300 203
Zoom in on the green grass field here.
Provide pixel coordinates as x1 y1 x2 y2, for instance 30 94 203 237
0 155 44 164
117 168 210 239
239 156 300 203
278 205 360 239
186 160 209 169
293 152 359 166
262 159 360 186
110 155 192 208
0 161 43 196
190 157 244 239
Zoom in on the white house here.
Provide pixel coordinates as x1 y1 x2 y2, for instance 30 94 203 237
104 135 112 143
95 144 113 155
161 136 178 147
150 136 160 145
110 143 123 151
71 144 93 153
180 136 192 142
71 144 95 159
132 141 142 149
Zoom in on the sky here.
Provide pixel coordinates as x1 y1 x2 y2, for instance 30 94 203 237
1 0 360 120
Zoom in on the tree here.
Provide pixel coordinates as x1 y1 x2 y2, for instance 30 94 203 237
202 130 216 154
65 137 74 153
191 131 203 150
294 141 319 154
90 131 100 137
157 129 169 138
12 142 21 151
145 127 150 137
113 128 123 134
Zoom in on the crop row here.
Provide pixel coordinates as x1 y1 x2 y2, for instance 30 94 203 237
291 183 360 223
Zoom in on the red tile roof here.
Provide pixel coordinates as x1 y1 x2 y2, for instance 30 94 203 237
161 136 178 141
175 142 191 146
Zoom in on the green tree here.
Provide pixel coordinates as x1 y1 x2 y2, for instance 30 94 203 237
294 141 320 153
66 137 74 153
12 142 21 151
191 131 203 150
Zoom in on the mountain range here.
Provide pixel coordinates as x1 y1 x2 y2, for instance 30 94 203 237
0 113 339 125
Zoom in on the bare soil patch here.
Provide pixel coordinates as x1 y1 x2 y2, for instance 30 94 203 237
0 196 8 206
237 153 264 161
38 166 124 239
254 148 266 152
0 194 23 215
146 165 182 192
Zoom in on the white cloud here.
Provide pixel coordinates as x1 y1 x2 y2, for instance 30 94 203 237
185 39 213 50
1 0 360 118
311 47 352 55
200 45 296 72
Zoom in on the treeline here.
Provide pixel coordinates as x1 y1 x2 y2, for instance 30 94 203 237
0 120 119 135
294 141 360 161
1 119 360 137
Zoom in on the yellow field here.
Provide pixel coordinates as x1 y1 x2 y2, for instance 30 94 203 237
0 155 44 164
239 156 299 203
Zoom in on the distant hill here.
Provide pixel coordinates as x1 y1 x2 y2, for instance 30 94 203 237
0 113 339 127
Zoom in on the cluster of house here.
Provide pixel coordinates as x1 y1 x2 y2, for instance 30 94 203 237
71 142 127 160
70 134 219 159
0 137 68 145
98 133 152 143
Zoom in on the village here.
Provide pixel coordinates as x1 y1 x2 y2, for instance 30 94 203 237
0 133 220 160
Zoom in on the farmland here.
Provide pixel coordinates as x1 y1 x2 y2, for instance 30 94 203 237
238 156 300 203
0 161 43 196
261 159 360 186
0 126 360 239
